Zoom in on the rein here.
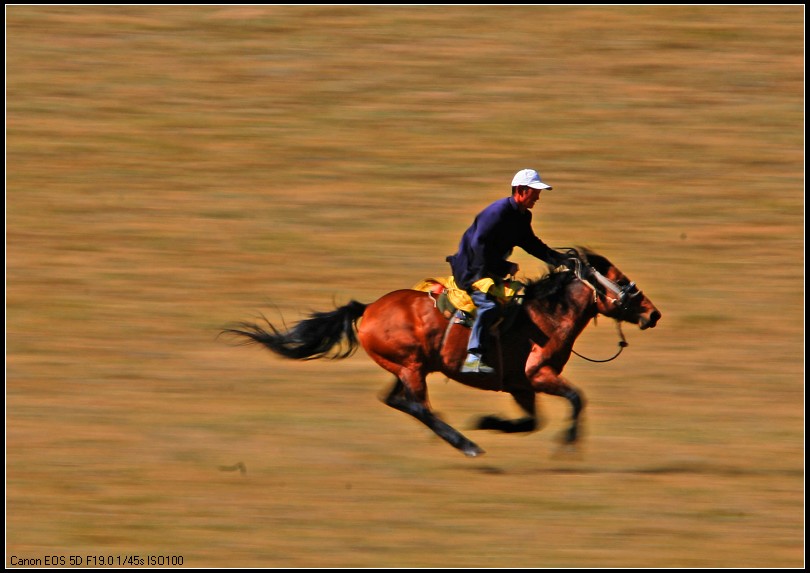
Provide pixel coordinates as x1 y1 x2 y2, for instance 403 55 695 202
571 319 628 363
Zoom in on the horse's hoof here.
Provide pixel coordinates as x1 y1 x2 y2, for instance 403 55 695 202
462 443 485 457
474 415 504 431
562 426 579 444
474 415 537 434
551 443 581 460
508 416 537 433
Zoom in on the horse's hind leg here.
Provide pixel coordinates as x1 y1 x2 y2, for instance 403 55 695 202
387 394 486 457
382 377 407 404
384 372 485 457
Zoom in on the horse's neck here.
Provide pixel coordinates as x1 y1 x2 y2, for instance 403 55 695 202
529 280 597 340
569 279 600 330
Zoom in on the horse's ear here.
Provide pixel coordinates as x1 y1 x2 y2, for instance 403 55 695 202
556 247 584 268
576 247 610 273
571 246 590 264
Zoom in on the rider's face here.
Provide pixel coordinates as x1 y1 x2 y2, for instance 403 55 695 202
515 187 541 210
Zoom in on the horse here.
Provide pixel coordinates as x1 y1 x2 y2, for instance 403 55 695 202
222 247 661 457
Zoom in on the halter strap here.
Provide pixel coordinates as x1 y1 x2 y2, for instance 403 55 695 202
562 249 639 311
559 248 631 363
590 268 623 298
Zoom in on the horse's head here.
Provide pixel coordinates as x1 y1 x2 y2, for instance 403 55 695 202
569 248 661 330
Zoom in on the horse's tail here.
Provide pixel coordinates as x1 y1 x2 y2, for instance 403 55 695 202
222 300 367 360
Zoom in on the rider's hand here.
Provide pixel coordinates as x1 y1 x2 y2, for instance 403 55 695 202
552 252 570 268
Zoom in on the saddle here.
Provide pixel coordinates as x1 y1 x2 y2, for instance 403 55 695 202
412 276 525 329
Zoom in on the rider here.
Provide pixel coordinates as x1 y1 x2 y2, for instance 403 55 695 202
446 168 567 374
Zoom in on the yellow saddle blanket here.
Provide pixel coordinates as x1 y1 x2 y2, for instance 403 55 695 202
412 276 524 315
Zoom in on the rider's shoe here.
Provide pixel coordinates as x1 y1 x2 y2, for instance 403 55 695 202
461 353 496 375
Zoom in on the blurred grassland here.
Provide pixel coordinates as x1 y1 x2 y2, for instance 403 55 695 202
6 5 804 568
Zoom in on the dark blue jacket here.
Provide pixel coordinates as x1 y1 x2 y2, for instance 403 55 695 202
447 196 561 291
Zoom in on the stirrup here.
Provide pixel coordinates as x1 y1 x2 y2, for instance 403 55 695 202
461 353 495 375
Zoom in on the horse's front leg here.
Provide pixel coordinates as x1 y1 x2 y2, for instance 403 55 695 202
528 365 586 444
474 383 539 434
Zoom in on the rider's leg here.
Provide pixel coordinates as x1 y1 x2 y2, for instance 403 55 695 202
462 290 500 374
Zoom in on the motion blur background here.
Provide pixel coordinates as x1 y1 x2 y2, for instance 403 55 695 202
6 6 803 567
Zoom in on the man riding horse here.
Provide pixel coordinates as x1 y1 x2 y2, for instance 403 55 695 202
224 181 662 456
446 168 568 374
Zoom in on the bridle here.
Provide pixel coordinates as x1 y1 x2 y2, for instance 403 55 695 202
561 249 643 363
588 267 643 315
562 248 643 313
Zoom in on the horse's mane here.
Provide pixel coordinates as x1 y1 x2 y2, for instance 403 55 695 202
522 246 606 307
523 268 577 306
570 246 610 274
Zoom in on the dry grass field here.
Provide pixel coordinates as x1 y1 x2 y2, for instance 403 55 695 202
6 6 804 568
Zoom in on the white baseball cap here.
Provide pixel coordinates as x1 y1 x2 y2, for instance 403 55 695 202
511 168 552 190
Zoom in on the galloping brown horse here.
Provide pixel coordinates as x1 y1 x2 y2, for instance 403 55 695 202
223 248 660 457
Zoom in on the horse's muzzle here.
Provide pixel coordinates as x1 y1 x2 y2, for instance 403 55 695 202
639 310 661 330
